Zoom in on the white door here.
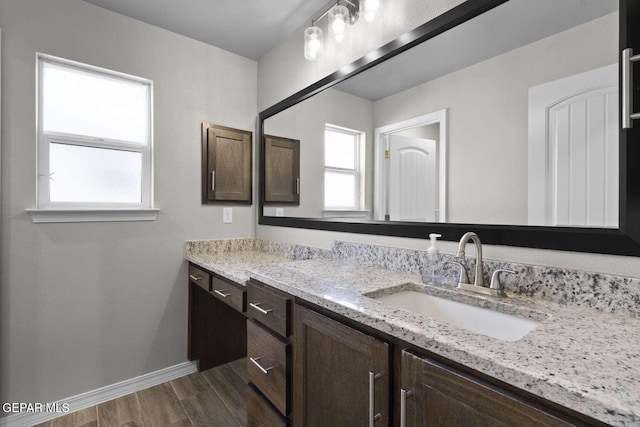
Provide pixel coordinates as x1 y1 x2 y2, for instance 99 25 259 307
389 135 436 221
528 64 618 227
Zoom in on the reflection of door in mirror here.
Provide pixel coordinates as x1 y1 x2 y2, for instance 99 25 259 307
389 134 436 222
374 110 448 222
528 64 618 228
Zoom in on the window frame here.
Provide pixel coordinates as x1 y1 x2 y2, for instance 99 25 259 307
32 54 156 221
323 124 365 211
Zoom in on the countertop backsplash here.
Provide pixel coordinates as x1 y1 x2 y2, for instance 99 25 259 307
331 240 640 318
184 237 331 260
185 238 640 317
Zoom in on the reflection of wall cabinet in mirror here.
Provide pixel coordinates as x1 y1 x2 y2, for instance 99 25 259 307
264 135 300 205
201 122 252 204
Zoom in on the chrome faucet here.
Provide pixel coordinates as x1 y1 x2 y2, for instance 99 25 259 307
453 232 512 297
456 232 484 287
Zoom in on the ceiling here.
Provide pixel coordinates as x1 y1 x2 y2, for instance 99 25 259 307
82 0 329 60
337 0 618 101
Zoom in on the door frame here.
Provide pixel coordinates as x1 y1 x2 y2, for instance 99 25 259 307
373 109 448 221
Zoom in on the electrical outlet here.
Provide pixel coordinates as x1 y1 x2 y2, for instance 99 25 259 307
276 208 284 217
223 208 233 223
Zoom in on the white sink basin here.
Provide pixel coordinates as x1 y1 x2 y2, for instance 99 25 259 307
372 290 541 342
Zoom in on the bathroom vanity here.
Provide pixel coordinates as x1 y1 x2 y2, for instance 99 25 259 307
184 239 640 426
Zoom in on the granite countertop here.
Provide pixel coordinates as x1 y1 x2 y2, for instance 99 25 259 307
186 250 292 285
246 259 640 426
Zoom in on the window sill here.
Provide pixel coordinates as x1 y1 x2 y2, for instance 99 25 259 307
26 208 160 223
322 209 370 219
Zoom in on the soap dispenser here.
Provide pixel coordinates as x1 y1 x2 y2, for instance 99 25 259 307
423 233 443 285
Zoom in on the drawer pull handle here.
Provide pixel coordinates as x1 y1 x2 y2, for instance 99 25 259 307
400 388 413 427
189 274 201 281
249 357 273 374
369 372 382 426
213 289 232 298
249 302 273 315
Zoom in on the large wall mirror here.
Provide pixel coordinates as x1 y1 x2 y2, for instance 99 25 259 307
259 0 640 256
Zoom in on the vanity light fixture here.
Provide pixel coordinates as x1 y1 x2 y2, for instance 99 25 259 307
304 26 324 60
329 4 349 43
361 0 381 22
304 0 382 60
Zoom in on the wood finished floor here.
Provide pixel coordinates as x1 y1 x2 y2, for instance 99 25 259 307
35 358 248 427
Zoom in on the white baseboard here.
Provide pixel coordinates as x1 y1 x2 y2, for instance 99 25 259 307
0 360 197 427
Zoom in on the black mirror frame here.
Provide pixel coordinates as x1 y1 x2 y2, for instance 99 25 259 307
259 0 640 257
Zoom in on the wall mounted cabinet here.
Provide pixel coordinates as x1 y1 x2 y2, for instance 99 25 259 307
201 122 252 204
264 135 300 205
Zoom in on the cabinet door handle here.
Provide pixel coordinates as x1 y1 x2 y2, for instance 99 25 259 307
249 356 273 374
189 274 201 281
296 177 300 195
249 302 273 315
400 388 413 427
211 171 216 191
213 289 232 298
369 372 382 426
623 48 640 128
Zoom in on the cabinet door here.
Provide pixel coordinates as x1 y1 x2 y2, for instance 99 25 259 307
264 135 300 205
400 350 575 427
188 282 247 371
293 305 390 427
201 122 252 204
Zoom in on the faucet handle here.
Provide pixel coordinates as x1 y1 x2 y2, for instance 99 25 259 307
490 269 515 290
447 260 470 284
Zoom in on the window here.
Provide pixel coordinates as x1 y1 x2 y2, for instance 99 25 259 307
30 54 156 222
324 125 364 211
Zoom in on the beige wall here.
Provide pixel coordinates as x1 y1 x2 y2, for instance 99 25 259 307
0 0 256 405
374 12 617 225
264 88 373 217
257 1 640 277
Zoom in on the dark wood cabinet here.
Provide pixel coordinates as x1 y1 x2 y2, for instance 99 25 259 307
264 135 300 205
400 350 577 427
239 280 600 427
292 304 390 427
246 281 293 424
201 122 252 204
187 263 247 371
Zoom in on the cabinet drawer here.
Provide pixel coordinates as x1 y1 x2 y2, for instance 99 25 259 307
248 384 289 427
247 320 288 416
189 265 210 291
210 275 245 312
247 282 290 337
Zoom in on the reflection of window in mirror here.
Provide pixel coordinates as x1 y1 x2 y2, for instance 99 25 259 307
323 125 365 214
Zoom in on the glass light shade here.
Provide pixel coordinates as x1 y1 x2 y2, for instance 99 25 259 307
362 0 381 22
304 26 324 60
329 5 349 43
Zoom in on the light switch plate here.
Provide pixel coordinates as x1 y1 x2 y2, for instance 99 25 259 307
223 208 233 223
276 208 284 217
